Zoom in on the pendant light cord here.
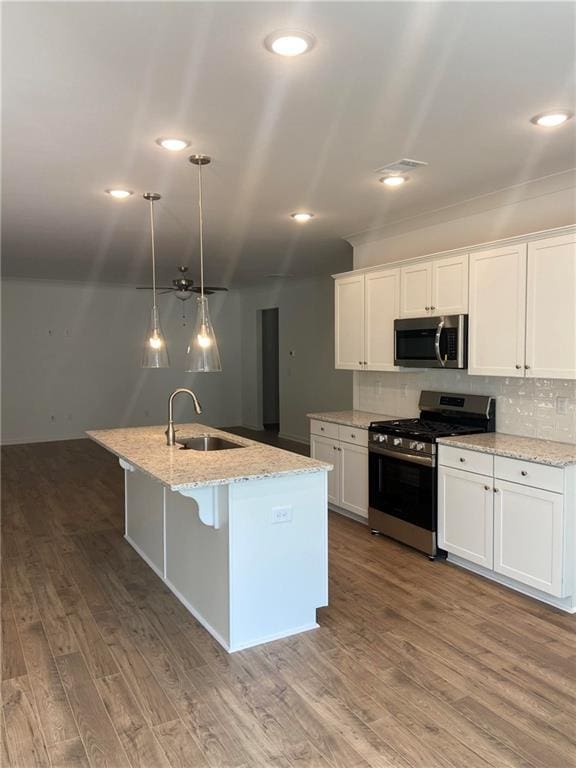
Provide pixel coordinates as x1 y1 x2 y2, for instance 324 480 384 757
198 162 205 302
148 199 158 310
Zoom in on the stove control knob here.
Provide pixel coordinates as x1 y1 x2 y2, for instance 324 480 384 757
377 434 386 443
393 438 402 447
416 442 425 452
409 440 417 450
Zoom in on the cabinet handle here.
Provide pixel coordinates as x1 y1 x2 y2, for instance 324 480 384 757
364 361 368 365
459 457 466 463
515 364 521 369
351 434 356 439
525 364 531 370
358 361 363 366
425 306 430 311
320 426 325 431
484 485 490 491
430 306 436 311
493 488 499 493
521 470 528 476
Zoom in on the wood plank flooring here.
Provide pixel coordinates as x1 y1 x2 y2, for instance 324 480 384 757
2 438 576 768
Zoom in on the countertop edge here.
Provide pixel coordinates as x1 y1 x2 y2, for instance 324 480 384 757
87 429 332 490
307 410 399 429
437 435 576 468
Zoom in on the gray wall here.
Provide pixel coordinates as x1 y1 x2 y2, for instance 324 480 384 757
240 276 353 442
1 279 243 443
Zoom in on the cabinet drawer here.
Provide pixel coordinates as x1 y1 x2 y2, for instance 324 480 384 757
338 425 368 447
439 445 493 476
310 419 340 439
495 456 563 493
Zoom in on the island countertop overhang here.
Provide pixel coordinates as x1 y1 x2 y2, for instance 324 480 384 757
87 423 332 491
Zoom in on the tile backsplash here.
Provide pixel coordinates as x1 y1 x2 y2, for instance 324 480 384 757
354 371 576 444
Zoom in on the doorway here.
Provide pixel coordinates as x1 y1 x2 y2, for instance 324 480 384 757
261 308 279 433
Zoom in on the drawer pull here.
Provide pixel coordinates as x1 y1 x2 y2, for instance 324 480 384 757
515 364 521 370
459 457 466 463
320 426 325 431
493 488 499 493
521 470 528 476
484 485 490 491
351 433 356 438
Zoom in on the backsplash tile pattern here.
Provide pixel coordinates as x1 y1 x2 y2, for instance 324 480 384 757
354 371 576 444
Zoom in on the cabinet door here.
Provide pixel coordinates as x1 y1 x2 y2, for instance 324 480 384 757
339 442 368 518
364 268 400 371
468 244 527 376
310 435 340 506
526 233 576 379
400 263 432 318
494 480 565 596
431 254 469 314
438 466 493 568
335 275 364 370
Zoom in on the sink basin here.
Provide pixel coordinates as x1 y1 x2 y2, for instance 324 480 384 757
177 436 244 452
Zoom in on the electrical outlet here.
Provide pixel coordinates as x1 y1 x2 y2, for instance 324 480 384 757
272 506 292 524
556 397 569 415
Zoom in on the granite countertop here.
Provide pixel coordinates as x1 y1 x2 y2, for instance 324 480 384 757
307 410 399 429
87 423 332 491
437 433 576 468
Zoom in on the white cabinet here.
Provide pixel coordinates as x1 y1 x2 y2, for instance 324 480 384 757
469 233 576 379
494 480 565 596
400 262 432 317
468 243 527 376
438 445 573 603
335 269 399 371
525 233 576 379
335 274 364 370
310 434 340 506
310 422 368 519
438 466 493 568
340 441 369 517
400 254 468 318
364 268 400 371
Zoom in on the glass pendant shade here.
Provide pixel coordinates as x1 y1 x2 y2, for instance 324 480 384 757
142 305 170 368
185 295 221 372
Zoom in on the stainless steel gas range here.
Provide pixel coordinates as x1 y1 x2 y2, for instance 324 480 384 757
368 391 495 558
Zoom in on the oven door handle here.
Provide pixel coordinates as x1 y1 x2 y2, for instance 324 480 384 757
369 446 435 467
434 318 445 368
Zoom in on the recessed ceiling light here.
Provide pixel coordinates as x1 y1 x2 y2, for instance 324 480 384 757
106 189 133 199
380 175 407 187
156 137 190 151
530 111 573 127
291 212 314 222
264 30 315 57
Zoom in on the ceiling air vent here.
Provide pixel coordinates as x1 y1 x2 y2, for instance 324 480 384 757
373 158 429 175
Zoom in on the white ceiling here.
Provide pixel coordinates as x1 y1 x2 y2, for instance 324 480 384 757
3 1 575 286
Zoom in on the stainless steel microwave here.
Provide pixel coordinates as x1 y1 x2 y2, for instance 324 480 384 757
394 315 468 369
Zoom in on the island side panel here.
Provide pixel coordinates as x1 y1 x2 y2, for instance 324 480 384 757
164 488 230 649
125 469 165 578
228 471 328 652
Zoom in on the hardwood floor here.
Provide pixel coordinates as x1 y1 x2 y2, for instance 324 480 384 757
2 439 576 768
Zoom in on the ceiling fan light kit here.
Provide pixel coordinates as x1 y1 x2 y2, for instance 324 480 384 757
141 192 170 369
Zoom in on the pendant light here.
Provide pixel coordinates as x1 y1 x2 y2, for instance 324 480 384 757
185 155 222 372
141 192 169 368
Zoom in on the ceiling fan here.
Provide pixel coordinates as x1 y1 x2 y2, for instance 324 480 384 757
137 265 228 301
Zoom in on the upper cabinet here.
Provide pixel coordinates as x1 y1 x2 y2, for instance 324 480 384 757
468 243 527 377
469 234 576 379
400 254 469 318
335 274 364 370
525 233 576 379
335 268 399 371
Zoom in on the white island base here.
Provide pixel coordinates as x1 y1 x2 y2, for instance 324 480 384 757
120 461 328 653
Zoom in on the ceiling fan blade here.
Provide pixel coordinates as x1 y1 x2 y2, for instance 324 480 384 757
136 286 173 290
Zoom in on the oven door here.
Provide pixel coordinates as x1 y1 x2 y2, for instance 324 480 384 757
369 447 436 531
394 315 467 368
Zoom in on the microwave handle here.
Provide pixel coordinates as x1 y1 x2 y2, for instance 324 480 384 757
434 318 445 367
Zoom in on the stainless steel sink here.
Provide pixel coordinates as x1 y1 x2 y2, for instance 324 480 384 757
176 436 244 451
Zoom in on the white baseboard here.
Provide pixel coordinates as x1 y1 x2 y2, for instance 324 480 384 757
278 431 310 446
447 554 576 614
328 504 369 525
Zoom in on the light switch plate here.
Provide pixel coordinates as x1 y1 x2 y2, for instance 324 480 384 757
272 506 292 524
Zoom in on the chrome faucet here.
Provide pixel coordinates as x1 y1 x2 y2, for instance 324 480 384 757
166 388 202 446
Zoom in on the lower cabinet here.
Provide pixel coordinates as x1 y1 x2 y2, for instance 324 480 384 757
438 446 571 600
494 480 564 596
310 423 368 519
438 466 493 568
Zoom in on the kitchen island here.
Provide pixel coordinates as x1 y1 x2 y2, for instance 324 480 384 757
88 423 331 652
